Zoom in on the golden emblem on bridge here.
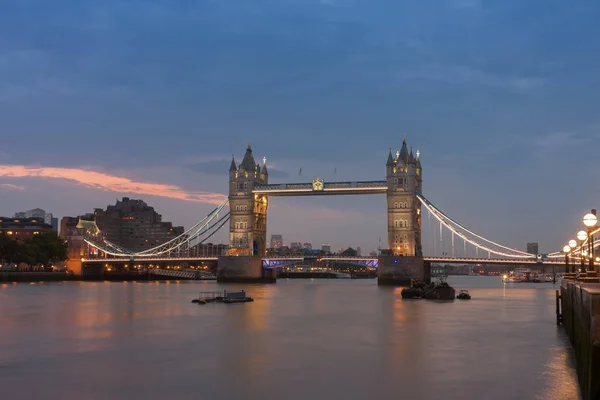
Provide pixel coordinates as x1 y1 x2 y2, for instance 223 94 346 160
312 178 324 191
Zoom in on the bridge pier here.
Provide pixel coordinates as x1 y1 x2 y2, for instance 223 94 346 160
377 256 431 286
217 256 276 283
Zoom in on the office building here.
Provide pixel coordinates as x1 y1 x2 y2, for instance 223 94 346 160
527 242 539 255
0 217 54 241
93 198 184 252
321 244 331 254
14 208 58 232
303 242 312 250
270 234 283 249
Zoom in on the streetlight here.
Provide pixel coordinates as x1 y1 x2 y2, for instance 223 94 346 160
577 230 588 272
552 244 571 283
563 245 571 279
583 211 598 272
569 239 578 274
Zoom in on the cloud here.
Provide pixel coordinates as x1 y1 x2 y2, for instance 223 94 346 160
0 183 26 191
395 64 545 90
0 165 226 205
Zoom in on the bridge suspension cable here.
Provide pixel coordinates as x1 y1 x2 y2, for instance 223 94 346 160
417 193 535 259
84 198 230 258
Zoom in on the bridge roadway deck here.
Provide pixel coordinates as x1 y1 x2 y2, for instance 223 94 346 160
252 180 388 196
82 256 563 265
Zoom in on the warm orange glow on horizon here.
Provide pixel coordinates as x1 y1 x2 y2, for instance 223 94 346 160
0 164 226 205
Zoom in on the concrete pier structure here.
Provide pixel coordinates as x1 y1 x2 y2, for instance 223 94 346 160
560 280 600 400
216 256 276 283
377 256 430 285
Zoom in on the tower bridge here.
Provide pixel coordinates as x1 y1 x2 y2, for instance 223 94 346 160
79 136 574 284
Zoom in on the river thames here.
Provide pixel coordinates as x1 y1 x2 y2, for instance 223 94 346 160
0 276 580 400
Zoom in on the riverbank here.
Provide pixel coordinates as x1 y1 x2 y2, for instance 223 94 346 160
560 279 600 400
0 272 216 282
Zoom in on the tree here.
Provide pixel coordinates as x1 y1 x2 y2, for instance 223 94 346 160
29 232 68 266
0 231 67 267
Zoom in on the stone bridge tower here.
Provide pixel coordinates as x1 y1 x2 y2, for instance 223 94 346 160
385 137 423 256
228 144 268 256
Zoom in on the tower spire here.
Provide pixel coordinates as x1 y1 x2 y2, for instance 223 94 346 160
240 143 256 171
229 154 237 171
261 156 268 175
399 136 409 164
386 148 394 165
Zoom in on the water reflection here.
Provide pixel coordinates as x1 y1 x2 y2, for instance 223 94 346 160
0 277 581 400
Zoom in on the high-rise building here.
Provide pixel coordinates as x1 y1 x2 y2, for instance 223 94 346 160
93 198 184 252
527 242 539 255
270 234 283 248
321 244 331 254
14 208 58 232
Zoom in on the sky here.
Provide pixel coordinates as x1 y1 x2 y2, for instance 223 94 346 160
1 0 600 255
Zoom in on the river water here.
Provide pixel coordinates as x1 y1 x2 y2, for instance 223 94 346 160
0 276 581 400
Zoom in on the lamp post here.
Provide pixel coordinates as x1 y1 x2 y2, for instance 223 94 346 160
583 211 597 273
563 245 571 278
569 239 578 274
577 230 587 272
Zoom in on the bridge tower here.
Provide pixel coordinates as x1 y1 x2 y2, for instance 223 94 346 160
386 136 423 256
228 144 269 257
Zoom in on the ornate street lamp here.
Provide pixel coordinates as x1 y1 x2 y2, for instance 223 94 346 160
583 211 598 272
563 245 571 276
569 239 578 274
577 230 588 272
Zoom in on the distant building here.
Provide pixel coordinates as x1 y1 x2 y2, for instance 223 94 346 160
270 234 283 249
14 208 58 232
290 242 302 251
356 246 361 256
303 242 312 250
93 198 185 252
0 217 54 242
369 250 378 257
340 247 358 257
527 242 539 255
321 244 331 254
190 243 229 257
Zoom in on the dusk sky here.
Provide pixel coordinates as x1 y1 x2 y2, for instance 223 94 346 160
1 0 600 254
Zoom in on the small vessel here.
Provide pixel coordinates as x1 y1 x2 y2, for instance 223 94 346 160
456 289 471 300
401 280 427 299
423 276 455 300
191 290 253 304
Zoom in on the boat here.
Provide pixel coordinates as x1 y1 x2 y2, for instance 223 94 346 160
401 280 428 299
191 290 253 304
400 286 425 299
423 277 456 300
456 289 471 300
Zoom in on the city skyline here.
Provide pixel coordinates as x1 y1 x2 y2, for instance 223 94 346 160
1 1 600 253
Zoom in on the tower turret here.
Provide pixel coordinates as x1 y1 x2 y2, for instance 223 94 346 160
386 148 394 166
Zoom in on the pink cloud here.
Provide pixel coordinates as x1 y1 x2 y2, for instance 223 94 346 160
0 165 226 205
0 183 26 190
